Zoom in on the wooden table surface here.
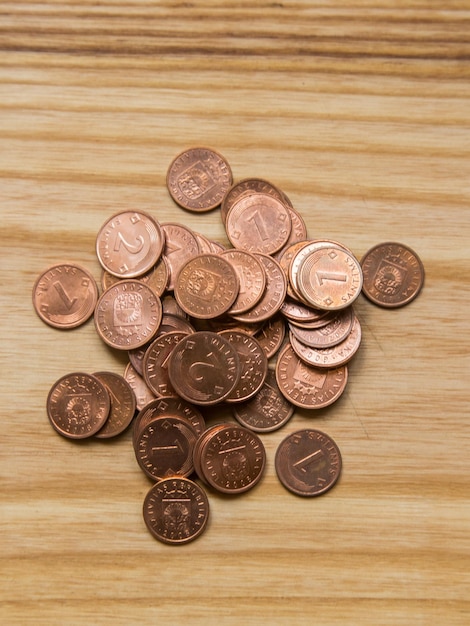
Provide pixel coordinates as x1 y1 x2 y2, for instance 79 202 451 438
1 2 469 624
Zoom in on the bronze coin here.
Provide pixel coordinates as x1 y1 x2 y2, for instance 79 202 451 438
46 372 110 439
275 429 342 497
142 331 189 397
192 424 229 485
93 371 136 439
138 256 170 297
361 241 425 308
168 331 240 405
218 330 268 403
134 416 198 481
173 253 239 319
32 263 98 329
275 343 348 409
96 210 165 278
280 298 331 327
296 244 363 311
101 270 121 292
233 369 294 433
290 315 362 369
143 476 210 545
123 363 156 411
166 146 233 212
94 279 162 350
225 192 292 255
231 254 287 324
220 177 286 223
220 249 267 315
198 424 266 494
133 396 205 449
288 306 354 348
161 295 190 320
254 314 287 359
161 222 201 290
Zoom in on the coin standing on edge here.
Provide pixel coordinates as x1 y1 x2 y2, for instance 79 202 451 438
143 477 210 545
275 429 342 496
166 146 233 212
32 263 98 329
92 371 136 439
46 372 111 439
361 241 425 308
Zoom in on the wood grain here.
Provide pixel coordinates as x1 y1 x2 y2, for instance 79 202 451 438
1 2 469 624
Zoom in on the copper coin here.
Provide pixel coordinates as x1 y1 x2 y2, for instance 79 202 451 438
274 206 308 260
296 245 363 311
288 240 343 302
123 363 156 411
46 372 110 439
101 270 121 292
161 222 200 290
192 424 228 485
276 239 311 301
254 314 287 359
138 256 170 297
218 330 268 403
173 253 239 319
134 416 198 481
32 263 98 329
280 298 331 327
161 295 190 320
231 254 287 324
94 279 162 350
290 315 362 369
275 429 342 496
93 371 136 439
166 146 233 212
220 249 267 315
361 241 425 308
225 192 292 255
143 476 210 545
168 331 240 405
288 306 354 348
275 343 348 409
233 369 294 433
198 424 266 494
221 177 286 223
143 331 189 397
96 210 165 278
133 396 205 449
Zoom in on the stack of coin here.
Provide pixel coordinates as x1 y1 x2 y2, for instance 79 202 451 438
34 145 425 544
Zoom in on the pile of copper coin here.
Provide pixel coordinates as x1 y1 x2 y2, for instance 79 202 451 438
33 146 425 545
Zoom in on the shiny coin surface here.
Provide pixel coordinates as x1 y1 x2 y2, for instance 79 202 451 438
275 343 348 409
46 372 110 439
96 210 164 278
275 429 342 496
161 222 200 291
220 249 267 315
220 177 286 223
174 253 239 319
142 331 189 397
168 331 240 405
143 477 210 545
32 263 98 329
166 146 233 212
361 241 425 308
94 280 162 350
123 362 156 411
92 371 136 439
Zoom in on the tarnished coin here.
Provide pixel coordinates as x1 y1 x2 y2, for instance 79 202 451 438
32 263 98 329
46 372 110 439
134 416 198 481
143 477 210 545
142 331 189 397
96 210 165 278
173 253 239 319
275 429 342 496
226 192 292 255
123 363 156 411
93 371 136 439
197 423 266 494
296 244 363 311
161 222 200 291
94 280 162 350
220 249 267 315
231 254 287 324
233 369 294 433
168 331 240 405
218 330 268 403
290 315 362 369
275 343 348 409
166 146 233 212
361 241 425 308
